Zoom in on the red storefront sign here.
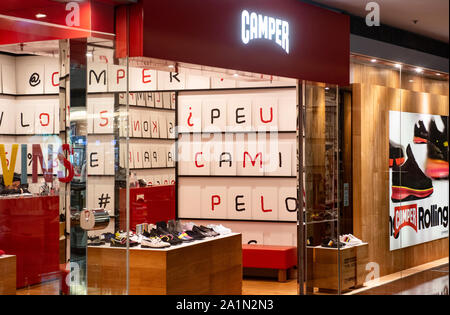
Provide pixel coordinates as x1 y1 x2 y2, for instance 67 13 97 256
0 0 115 45
119 0 350 85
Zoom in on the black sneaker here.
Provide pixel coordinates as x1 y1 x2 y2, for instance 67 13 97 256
156 221 183 245
185 228 206 240
199 225 220 237
413 120 428 144
425 119 449 179
389 140 405 167
88 236 105 246
392 145 434 203
321 238 345 248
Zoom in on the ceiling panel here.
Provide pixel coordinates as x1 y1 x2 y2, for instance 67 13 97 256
311 0 449 42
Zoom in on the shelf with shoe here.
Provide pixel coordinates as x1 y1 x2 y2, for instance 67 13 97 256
87 232 242 295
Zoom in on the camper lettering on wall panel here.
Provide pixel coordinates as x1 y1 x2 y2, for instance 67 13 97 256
142 146 152 168
201 187 227 219
167 115 175 139
265 142 292 176
202 99 227 132
237 141 265 176
146 92 155 107
93 102 114 134
87 143 105 175
212 141 237 176
107 64 127 92
141 111 151 138
170 92 176 109
128 93 137 106
150 114 160 138
44 64 59 94
189 142 211 175
35 104 55 134
118 93 126 105
166 144 175 167
131 110 143 138
154 92 163 108
87 63 108 93
178 99 202 133
15 103 35 134
278 186 297 221
227 99 252 132
162 175 170 185
133 144 144 169
253 100 278 130
153 175 162 185
227 187 252 220
252 187 278 220
0 100 15 134
128 145 135 169
136 92 146 106
94 184 115 214
129 68 157 91
16 64 44 94
158 71 186 90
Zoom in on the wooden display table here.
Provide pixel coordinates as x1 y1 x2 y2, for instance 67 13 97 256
87 233 242 295
0 255 16 295
308 243 368 293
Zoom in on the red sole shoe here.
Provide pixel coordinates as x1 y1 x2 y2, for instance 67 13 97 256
426 158 449 179
413 137 427 144
391 186 434 202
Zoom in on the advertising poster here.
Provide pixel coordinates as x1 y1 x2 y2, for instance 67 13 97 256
389 111 449 250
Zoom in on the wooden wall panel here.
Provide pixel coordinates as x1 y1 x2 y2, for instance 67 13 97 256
351 62 449 96
352 83 449 277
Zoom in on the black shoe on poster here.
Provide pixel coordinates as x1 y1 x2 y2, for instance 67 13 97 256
389 140 405 168
425 119 449 179
392 144 434 203
413 120 429 144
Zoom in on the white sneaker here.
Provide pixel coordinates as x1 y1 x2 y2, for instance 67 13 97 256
210 224 231 235
141 237 171 248
340 234 363 246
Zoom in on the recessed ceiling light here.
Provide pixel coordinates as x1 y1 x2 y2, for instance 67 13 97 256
436 73 441 76
233 73 239 77
325 87 330 90
394 64 402 69
371 59 377 63
35 13 47 19
86 52 93 57
409 80 414 83
168 65 174 69
415 67 423 73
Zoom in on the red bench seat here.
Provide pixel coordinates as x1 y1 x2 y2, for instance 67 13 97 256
242 245 297 281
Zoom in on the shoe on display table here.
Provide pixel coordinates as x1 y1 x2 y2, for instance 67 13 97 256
208 224 232 235
141 237 171 249
0 249 4 256
339 234 363 246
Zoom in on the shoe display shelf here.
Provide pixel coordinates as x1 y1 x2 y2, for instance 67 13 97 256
306 243 368 293
87 233 242 295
